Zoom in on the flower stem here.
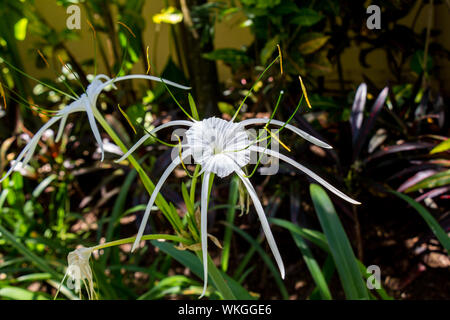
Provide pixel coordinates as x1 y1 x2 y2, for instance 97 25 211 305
94 109 235 300
92 234 191 251
190 164 201 203
93 109 185 234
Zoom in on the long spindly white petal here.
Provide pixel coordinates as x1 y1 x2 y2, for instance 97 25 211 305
92 75 191 103
115 120 194 163
24 116 61 166
240 118 332 149
111 75 191 90
199 171 211 299
131 149 191 252
21 139 39 168
0 116 61 182
234 168 285 279
55 113 69 143
250 146 361 205
93 74 114 84
84 100 104 161
0 143 33 183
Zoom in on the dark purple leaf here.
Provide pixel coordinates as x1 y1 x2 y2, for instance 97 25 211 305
405 169 450 193
397 169 437 192
352 86 389 161
350 83 367 144
368 128 387 153
366 142 434 162
387 162 441 181
415 186 450 202
434 94 445 128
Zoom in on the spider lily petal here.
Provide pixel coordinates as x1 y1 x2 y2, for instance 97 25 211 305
22 118 61 167
55 113 69 143
186 117 250 178
199 171 211 299
234 167 285 279
126 113 359 299
90 75 191 109
2 73 190 182
131 149 192 252
115 120 194 163
249 145 361 205
83 95 105 161
0 116 60 182
240 118 332 149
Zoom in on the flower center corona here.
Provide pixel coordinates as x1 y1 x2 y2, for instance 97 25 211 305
185 117 250 178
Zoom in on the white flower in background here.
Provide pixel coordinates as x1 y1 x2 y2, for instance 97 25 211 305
65 247 96 300
116 115 360 298
0 74 189 183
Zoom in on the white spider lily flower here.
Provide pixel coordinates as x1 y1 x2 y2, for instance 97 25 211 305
65 247 96 300
118 115 360 298
1 74 189 183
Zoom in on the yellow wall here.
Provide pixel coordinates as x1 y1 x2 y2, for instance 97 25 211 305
327 1 450 95
19 1 450 95
21 1 252 80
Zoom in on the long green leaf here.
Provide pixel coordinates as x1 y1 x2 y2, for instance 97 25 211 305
222 222 289 299
405 169 450 193
270 218 328 251
310 184 369 300
138 275 199 300
0 286 49 300
270 219 331 300
221 176 239 272
272 218 392 300
356 261 393 300
0 224 61 280
188 93 200 121
151 240 253 300
291 232 332 299
309 255 336 300
430 139 450 154
16 272 52 282
390 190 450 253
269 218 331 299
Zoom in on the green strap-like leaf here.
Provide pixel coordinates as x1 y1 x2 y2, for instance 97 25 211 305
310 184 369 300
291 232 332 299
430 139 450 154
0 224 62 280
405 169 450 193
221 176 239 272
221 222 289 299
390 190 450 253
151 240 253 300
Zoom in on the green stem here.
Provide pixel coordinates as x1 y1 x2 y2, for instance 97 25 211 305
189 164 201 204
92 234 191 251
94 110 235 300
93 109 184 234
221 175 239 272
